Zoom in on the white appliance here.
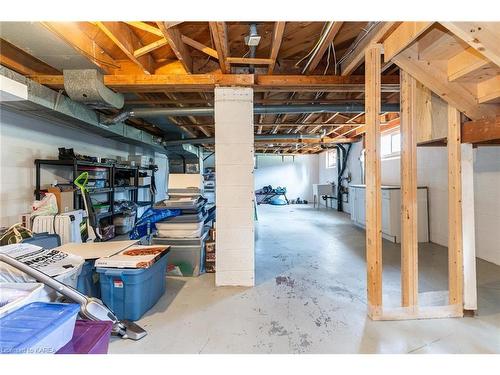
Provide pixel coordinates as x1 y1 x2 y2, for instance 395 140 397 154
31 210 84 244
350 185 429 243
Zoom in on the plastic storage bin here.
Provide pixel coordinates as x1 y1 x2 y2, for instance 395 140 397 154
76 260 101 298
0 283 44 318
96 252 168 321
167 244 205 277
0 302 79 354
56 320 113 354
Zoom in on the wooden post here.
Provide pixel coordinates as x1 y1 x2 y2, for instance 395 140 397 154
400 70 419 308
447 105 464 309
461 143 477 311
365 44 383 318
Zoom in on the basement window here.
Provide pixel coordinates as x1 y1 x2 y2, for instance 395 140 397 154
381 130 401 158
326 149 337 168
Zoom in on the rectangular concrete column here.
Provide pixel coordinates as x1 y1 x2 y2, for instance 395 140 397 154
214 87 255 286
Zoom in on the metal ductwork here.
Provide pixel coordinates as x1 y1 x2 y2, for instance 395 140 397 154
105 103 400 124
162 133 323 146
0 66 164 152
245 23 261 74
63 69 124 109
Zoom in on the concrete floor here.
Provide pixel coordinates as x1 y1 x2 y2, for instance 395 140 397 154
110 205 500 354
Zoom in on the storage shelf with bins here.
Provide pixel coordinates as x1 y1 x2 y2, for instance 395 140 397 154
34 159 140 234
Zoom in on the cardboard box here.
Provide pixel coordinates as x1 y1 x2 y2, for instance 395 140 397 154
130 176 151 186
48 187 74 213
205 240 216 253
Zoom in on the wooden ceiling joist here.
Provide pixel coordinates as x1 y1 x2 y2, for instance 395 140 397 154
227 57 274 65
476 76 500 104
209 22 230 73
462 116 500 143
268 22 286 74
156 22 193 73
383 22 433 62
447 47 491 82
124 22 163 37
41 22 118 74
134 38 169 58
180 35 219 59
440 22 500 68
0 39 60 75
303 21 343 75
31 74 400 93
96 22 154 74
391 45 499 120
340 22 397 76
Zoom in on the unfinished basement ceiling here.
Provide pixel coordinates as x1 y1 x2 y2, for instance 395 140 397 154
0 22 99 71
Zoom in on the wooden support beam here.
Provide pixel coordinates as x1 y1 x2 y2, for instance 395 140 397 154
157 22 193 73
461 115 500 143
30 73 253 92
268 22 286 74
440 22 500 68
41 22 118 74
383 22 433 62
134 38 169 58
461 143 477 311
447 105 464 308
392 45 499 120
209 22 230 73
304 21 343 74
477 76 500 104
341 22 396 76
400 70 419 309
181 35 219 59
0 38 60 75
365 44 383 318
227 57 274 65
447 47 490 82
124 22 163 37
31 74 400 93
96 22 154 74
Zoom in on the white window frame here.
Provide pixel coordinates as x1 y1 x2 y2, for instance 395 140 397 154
381 129 401 159
326 149 337 169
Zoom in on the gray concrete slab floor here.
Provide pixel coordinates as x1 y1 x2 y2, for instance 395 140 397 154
109 204 500 354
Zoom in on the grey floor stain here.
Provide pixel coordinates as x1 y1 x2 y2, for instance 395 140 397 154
276 275 296 288
268 320 290 336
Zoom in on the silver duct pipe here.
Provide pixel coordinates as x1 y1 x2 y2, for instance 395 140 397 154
105 103 400 124
163 133 323 146
248 23 258 74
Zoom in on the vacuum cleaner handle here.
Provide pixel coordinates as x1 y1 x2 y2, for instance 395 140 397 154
0 253 118 323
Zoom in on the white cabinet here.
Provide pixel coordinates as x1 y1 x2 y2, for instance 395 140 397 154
350 185 429 243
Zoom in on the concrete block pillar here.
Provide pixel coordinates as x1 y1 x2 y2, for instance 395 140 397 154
214 87 255 286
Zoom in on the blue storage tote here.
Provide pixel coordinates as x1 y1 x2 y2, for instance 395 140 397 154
96 252 168 321
76 260 101 298
0 302 79 354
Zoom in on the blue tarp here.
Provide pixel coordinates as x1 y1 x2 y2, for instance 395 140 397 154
129 208 181 240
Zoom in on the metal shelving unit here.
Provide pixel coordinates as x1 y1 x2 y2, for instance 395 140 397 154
34 159 140 227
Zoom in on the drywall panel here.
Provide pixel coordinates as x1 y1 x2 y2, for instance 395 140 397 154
254 154 319 202
0 108 167 226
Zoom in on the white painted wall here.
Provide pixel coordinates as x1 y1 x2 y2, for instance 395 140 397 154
318 150 337 185
341 139 500 265
0 109 168 227
255 154 319 202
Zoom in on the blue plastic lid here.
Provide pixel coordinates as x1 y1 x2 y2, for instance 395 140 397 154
0 302 80 354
